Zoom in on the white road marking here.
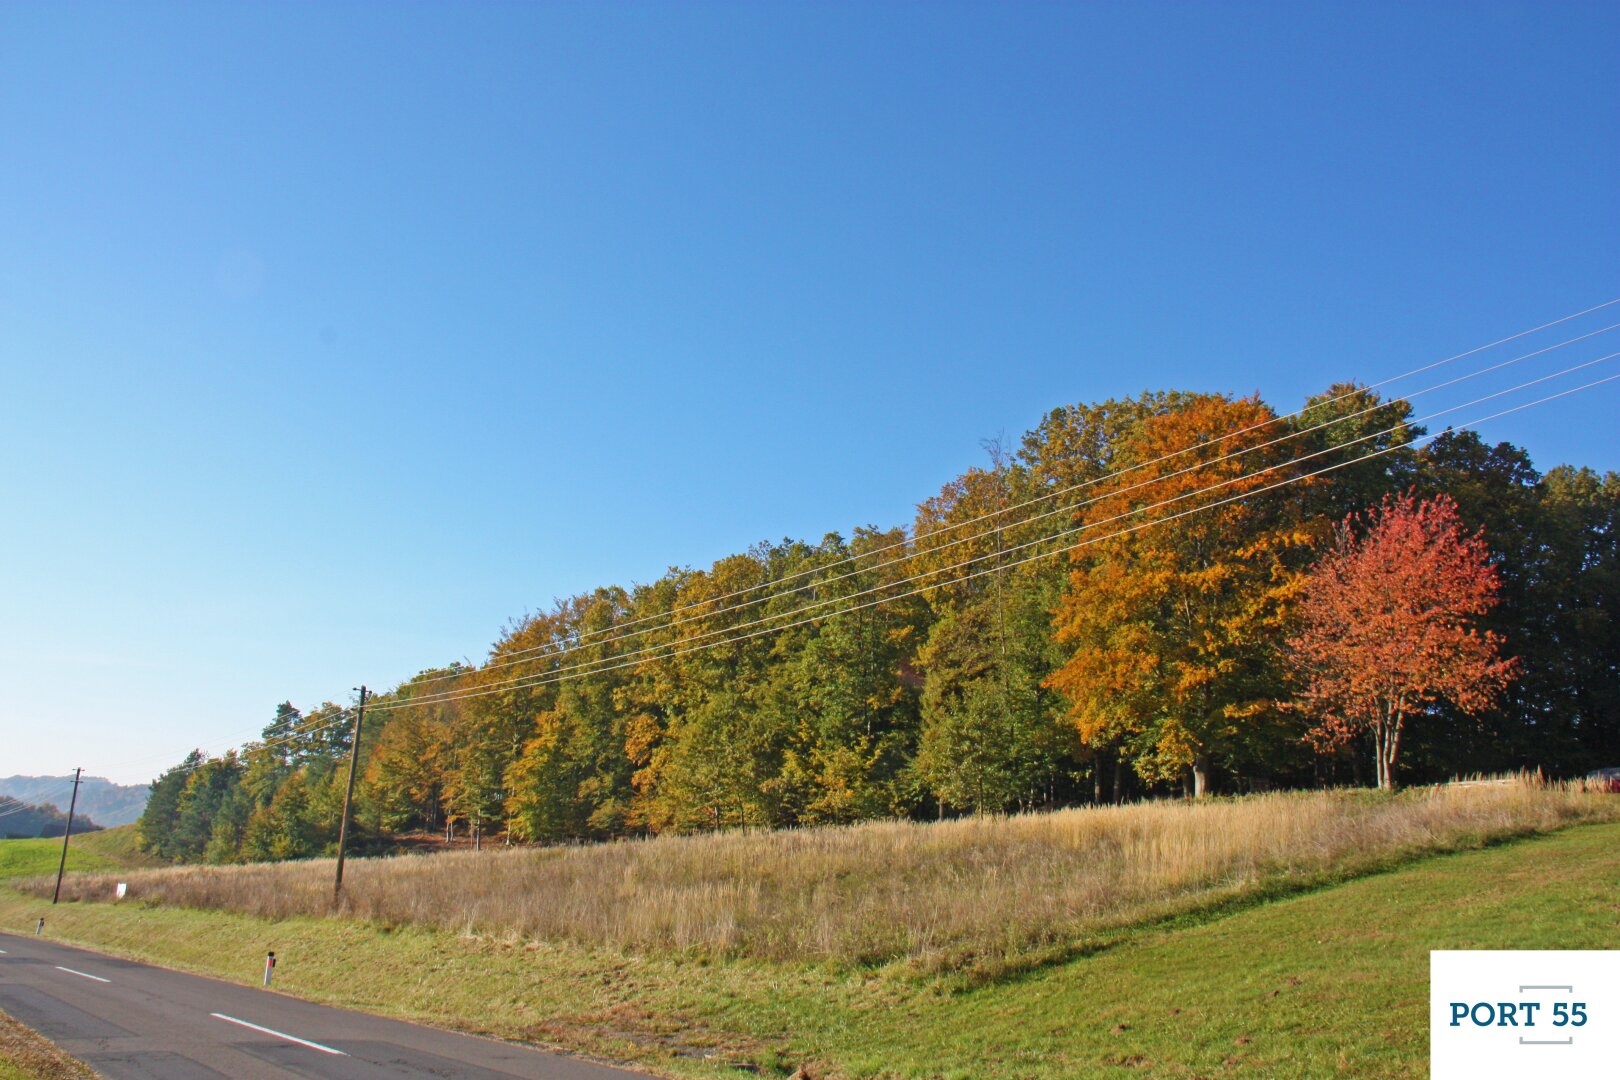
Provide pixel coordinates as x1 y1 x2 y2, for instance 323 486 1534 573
54 966 110 983
210 1013 347 1056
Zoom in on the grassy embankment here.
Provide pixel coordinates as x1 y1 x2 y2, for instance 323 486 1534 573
5 784 1618 1077
0 825 155 882
0 1012 95 1080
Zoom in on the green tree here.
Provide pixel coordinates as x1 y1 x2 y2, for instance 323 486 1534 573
914 602 1073 813
1291 383 1422 520
171 754 243 861
136 750 204 861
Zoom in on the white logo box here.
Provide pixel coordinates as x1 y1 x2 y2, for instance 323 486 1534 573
1431 950 1619 1078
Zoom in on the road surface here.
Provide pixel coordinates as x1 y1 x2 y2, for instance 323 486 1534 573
0 931 646 1078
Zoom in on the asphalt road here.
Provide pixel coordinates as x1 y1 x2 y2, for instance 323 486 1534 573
0 931 646 1079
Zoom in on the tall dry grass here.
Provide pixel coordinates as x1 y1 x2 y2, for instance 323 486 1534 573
36 778 1620 972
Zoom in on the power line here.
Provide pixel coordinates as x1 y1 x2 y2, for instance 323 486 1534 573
95 301 1620 783
0 779 83 825
396 300 1620 688
41 702 365 799
377 354 1618 708
396 321 1620 690
367 363 1620 714
0 796 77 827
107 364 1619 790
136 706 361 784
4 710 363 825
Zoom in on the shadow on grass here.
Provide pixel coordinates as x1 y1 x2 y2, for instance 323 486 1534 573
922 819 1612 993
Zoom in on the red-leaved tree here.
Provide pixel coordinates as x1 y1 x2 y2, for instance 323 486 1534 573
1289 492 1516 790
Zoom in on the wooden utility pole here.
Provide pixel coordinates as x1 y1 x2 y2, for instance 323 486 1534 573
332 686 368 905
51 768 83 905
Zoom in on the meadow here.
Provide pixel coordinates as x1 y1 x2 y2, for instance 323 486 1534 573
6 808 1618 1077
0 825 153 883
33 777 1619 977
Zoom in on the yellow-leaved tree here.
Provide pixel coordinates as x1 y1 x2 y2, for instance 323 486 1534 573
1046 394 1319 796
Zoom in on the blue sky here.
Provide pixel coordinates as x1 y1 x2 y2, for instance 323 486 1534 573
2 2 1616 787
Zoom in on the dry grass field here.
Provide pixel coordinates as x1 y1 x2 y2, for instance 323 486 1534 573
35 777 1619 975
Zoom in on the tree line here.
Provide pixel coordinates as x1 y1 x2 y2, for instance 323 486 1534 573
0 798 102 840
136 386 1620 863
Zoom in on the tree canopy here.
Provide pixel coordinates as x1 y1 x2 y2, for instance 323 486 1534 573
1289 492 1516 789
136 384 1620 863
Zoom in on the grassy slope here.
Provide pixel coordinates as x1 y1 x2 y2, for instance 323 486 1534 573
0 826 154 882
2 821 1616 1078
0 1011 96 1080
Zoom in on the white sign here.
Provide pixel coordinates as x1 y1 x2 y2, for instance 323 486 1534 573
1431 950 1620 1078
114 883 127 899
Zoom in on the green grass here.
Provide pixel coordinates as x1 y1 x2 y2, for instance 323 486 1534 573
68 824 152 867
4 820 1617 1077
0 826 153 882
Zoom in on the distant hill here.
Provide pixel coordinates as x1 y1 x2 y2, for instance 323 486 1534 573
0 775 148 828
0 796 103 839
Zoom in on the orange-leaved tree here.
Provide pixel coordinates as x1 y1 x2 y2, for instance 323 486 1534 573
1289 491 1516 790
1046 394 1319 797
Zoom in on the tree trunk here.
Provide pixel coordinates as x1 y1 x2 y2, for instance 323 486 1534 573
1192 754 1213 798
1373 721 1396 791
1382 713 1403 792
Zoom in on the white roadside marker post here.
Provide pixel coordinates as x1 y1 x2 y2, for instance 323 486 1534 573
34 918 44 936
263 951 276 987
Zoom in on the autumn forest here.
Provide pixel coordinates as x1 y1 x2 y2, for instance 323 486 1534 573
136 385 1620 864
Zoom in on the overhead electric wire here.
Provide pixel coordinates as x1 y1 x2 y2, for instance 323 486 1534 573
390 369 1620 711
376 353 1620 708
149 708 360 773
134 707 361 784
94 299 1620 781
370 358 1620 714
397 320 1620 691
100 361 1620 784
29 702 365 796
33 712 360 802
0 780 82 824
398 298 1620 684
0 779 76 810
0 796 73 823
1 709 359 844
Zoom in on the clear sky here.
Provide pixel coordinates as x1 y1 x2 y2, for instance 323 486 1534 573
3 2 1617 787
